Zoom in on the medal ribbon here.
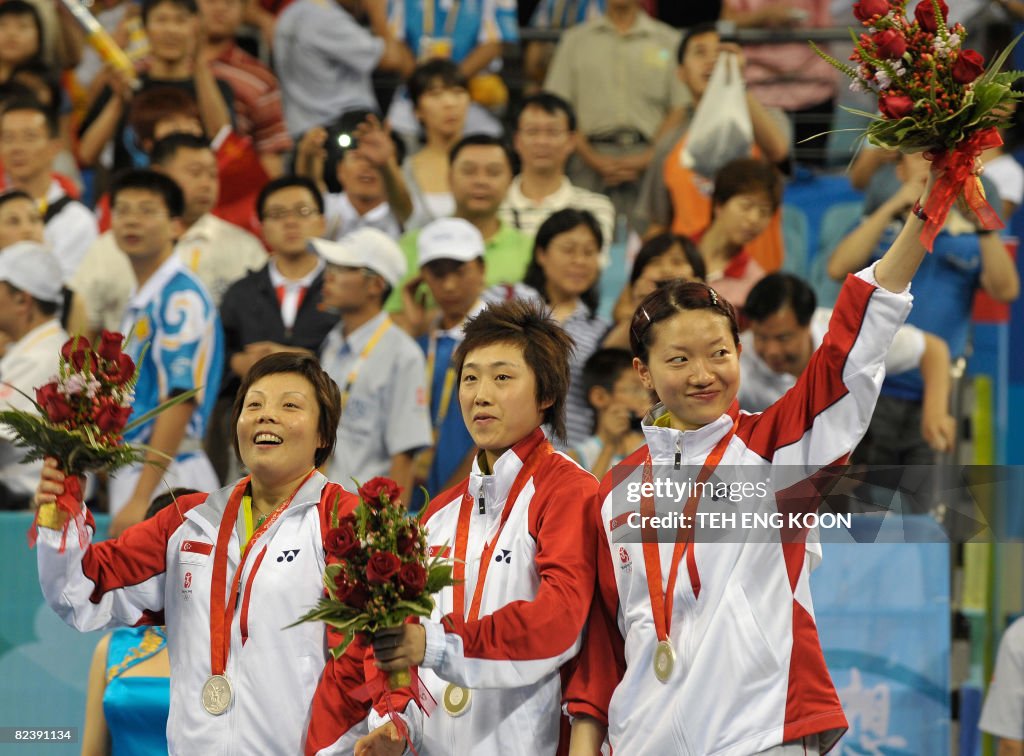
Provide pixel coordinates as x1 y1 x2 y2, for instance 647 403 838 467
340 317 393 413
452 434 552 622
640 419 736 645
209 469 316 678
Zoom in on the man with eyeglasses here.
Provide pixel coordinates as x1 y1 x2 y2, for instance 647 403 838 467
219 176 339 408
500 93 614 255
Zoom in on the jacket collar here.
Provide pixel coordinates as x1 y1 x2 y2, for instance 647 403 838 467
468 426 548 501
641 401 739 464
186 471 329 544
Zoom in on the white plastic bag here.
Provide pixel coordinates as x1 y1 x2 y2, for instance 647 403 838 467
681 52 753 179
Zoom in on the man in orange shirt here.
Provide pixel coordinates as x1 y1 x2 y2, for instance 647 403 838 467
636 23 790 272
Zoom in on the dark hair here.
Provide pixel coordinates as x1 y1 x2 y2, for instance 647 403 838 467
449 134 515 169
0 188 34 212
676 21 718 64
0 1 44 66
231 352 341 468
630 281 739 363
0 96 58 138
454 299 575 443
516 92 577 132
582 348 635 404
523 208 602 316
408 58 468 107
127 87 201 145
110 169 186 218
10 61 61 109
744 272 817 327
142 0 198 24
150 132 212 166
256 176 324 220
146 487 200 520
630 233 707 286
711 157 783 212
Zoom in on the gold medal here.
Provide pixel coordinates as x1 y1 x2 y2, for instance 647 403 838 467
653 640 675 683
442 682 471 717
202 674 233 715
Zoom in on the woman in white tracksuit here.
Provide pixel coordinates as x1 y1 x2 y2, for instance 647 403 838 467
346 300 601 756
34 353 371 754
565 166 946 755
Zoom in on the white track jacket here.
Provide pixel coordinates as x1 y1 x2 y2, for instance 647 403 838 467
566 267 913 755
364 428 600 755
37 473 370 755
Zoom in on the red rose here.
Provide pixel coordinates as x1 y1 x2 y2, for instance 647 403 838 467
914 0 948 33
60 336 88 360
358 477 402 508
397 562 427 599
325 523 360 559
872 29 907 59
879 94 915 119
102 353 135 385
853 0 889 22
36 382 74 423
43 392 74 423
97 330 124 361
334 575 370 609
35 382 60 409
95 400 132 433
952 49 986 84
365 551 401 584
396 528 419 557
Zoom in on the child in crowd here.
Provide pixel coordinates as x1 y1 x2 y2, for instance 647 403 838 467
570 348 650 480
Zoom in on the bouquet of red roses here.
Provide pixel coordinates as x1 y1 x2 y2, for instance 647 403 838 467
293 477 454 674
0 332 196 548
812 0 1024 247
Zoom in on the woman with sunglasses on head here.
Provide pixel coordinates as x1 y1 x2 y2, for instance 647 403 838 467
565 163 948 755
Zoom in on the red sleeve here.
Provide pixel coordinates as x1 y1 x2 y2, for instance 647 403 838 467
440 460 599 662
304 484 375 753
80 492 207 606
304 634 374 755
564 477 626 725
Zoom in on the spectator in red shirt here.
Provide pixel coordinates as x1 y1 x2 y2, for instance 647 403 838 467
198 0 291 177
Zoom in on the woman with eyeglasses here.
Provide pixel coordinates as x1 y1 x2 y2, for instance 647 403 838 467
565 165 948 755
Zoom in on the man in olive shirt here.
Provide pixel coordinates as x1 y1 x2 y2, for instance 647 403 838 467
543 0 687 226
387 135 530 328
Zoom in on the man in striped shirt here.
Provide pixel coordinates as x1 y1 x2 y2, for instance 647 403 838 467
500 92 615 258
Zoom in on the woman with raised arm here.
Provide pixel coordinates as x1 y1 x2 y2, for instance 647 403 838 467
565 164 948 755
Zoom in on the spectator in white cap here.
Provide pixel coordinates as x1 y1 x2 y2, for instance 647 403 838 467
0 241 69 508
314 227 432 500
405 218 487 508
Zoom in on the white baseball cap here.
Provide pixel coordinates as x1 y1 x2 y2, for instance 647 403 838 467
309 228 407 287
0 242 63 303
417 218 485 268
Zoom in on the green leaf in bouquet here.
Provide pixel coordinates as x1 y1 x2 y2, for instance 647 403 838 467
809 40 860 80
977 32 1024 88
121 386 202 435
426 563 456 594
